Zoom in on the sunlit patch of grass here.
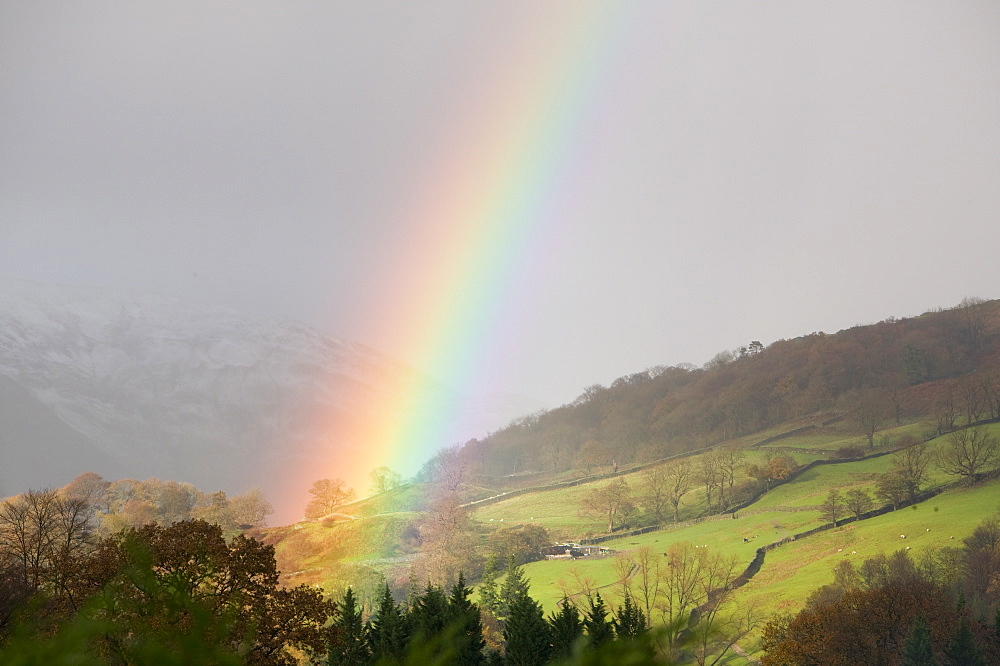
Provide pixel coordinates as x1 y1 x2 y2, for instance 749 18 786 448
734 478 1000 660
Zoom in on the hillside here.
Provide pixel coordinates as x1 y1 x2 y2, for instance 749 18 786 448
441 297 1000 487
265 298 1000 553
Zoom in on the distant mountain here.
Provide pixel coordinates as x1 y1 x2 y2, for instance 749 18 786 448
0 280 542 523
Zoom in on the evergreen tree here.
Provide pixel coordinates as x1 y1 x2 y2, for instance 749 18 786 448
410 583 449 640
944 617 984 666
446 572 486 665
548 601 584 661
367 584 408 664
478 554 501 618
498 555 530 624
902 617 936 666
583 592 615 649
612 592 647 640
328 587 371 665
503 592 551 666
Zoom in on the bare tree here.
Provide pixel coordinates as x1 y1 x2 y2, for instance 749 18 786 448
959 376 985 426
856 394 886 450
820 489 845 526
875 473 908 511
957 296 989 350
936 426 1000 484
935 384 960 436
640 465 671 524
699 453 722 512
368 466 403 495
716 448 746 506
844 488 874 522
0 489 96 609
656 541 751 664
579 478 635 533
889 443 932 500
664 459 694 522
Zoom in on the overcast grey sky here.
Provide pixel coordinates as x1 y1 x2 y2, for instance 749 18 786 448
3 2 1000 409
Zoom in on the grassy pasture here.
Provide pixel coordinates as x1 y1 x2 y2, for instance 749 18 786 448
516 507 823 613
734 478 1000 658
503 425 1000 620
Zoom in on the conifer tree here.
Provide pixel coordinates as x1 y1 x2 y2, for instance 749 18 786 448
328 587 370 665
446 572 486 665
503 592 551 666
583 592 615 649
902 617 936 666
367 584 408 664
478 554 501 618
410 582 449 639
612 592 647 639
944 617 984 666
498 555 530 624
548 601 584 660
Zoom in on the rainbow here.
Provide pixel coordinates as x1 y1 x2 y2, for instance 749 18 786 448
319 5 641 497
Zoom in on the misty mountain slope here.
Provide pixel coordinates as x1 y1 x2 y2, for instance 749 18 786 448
0 280 539 522
0 373 116 498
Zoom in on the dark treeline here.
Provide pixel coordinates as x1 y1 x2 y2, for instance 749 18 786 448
424 298 1000 480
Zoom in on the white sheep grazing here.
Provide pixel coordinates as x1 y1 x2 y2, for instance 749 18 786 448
900 534 906 539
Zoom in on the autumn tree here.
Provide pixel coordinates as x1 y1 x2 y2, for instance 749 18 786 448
19 520 335 664
747 455 795 491
761 563 961 665
936 426 1000 484
229 488 273 528
485 524 550 565
303 478 356 520
579 478 635 533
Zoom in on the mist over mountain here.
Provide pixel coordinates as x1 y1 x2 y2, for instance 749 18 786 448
0 280 541 523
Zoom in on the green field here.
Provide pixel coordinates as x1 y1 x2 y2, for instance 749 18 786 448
734 479 1000 658
472 424 1000 663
